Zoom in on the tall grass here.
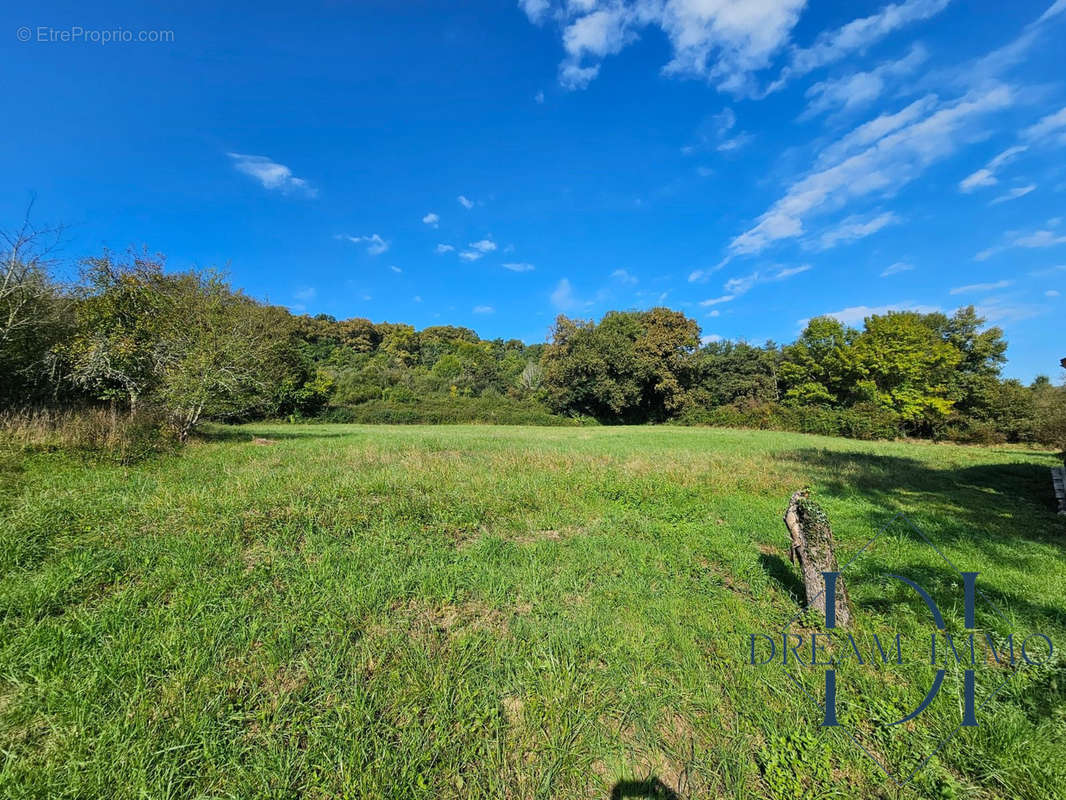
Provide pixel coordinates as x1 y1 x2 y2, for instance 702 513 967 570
0 407 172 464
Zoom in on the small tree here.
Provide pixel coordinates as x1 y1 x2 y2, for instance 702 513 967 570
0 211 68 404
154 273 290 441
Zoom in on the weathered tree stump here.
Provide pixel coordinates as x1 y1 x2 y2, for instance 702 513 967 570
783 489 851 627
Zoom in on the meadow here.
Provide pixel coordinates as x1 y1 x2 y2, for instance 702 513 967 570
0 424 1063 799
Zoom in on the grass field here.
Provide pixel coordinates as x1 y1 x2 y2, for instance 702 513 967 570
1 424 1064 799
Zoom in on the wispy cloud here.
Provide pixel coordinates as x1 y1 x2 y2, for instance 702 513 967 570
502 262 535 272
730 86 1012 257
700 264 810 306
959 145 1028 192
550 278 579 311
950 279 1012 294
800 301 941 328
611 268 638 285
436 243 455 254
422 212 439 227
291 286 316 312
459 251 483 262
773 0 950 90
1022 106 1066 146
389 265 402 273
473 305 495 314
801 44 928 120
816 212 899 250
977 223 1066 260
227 153 316 196
880 261 914 277
337 233 389 255
990 184 1036 204
458 195 474 209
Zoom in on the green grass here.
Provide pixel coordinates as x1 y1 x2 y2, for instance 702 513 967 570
1 424 1064 799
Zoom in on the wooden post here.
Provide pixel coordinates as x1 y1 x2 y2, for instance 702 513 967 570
783 489 851 627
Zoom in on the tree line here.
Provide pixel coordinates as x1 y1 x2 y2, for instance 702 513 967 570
2 220 1064 451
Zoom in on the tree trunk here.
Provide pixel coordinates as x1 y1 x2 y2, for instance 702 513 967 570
783 489 851 627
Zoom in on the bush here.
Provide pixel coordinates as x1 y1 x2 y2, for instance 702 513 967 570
0 407 175 464
677 400 901 441
320 396 581 426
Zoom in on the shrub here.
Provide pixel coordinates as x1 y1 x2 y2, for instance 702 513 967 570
677 400 901 441
320 396 581 426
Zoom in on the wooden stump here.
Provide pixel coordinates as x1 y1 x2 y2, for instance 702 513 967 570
783 489 851 627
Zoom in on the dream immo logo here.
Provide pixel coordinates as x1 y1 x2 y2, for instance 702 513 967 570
747 513 1055 786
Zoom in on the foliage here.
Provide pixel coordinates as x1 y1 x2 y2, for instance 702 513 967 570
540 308 699 422
1 213 1063 446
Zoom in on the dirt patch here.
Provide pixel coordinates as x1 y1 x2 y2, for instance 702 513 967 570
373 597 517 643
251 437 277 446
510 521 597 545
501 695 525 725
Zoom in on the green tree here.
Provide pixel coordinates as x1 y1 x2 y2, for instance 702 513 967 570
541 308 698 422
779 317 858 407
850 311 961 432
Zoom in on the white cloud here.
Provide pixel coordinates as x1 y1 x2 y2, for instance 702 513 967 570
227 153 316 196
502 262 536 272
459 251 484 261
1015 230 1066 247
801 302 941 328
816 211 899 250
801 44 927 120
1022 106 1066 146
959 145 1027 192
337 233 389 255
949 279 1012 294
700 334 722 345
528 0 808 96
611 268 638 285
706 309 720 317
774 264 812 279
978 224 1066 259
473 305 495 314
1047 289 1061 297
458 195 475 209
293 287 317 303
551 278 579 311
974 296 1046 323
422 212 440 227
699 294 736 307
389 265 402 273
880 261 914 276
469 239 497 253
683 107 753 154
990 184 1036 204
730 86 1012 257
717 133 754 152
519 0 551 23
778 0 950 86
535 89 545 103
816 95 938 167
436 243 456 253
413 295 423 303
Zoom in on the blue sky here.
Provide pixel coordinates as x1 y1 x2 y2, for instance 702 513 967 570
4 0 1065 380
